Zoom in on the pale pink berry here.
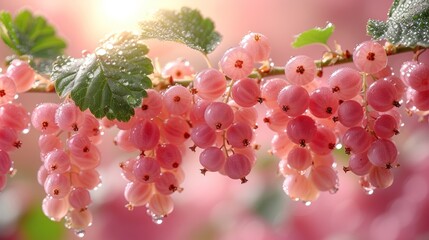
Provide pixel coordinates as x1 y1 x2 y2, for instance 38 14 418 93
193 68 227 100
6 59 35 92
224 153 252 183
284 55 316 85
353 41 387 74
0 74 17 103
219 47 254 80
162 58 194 80
239 32 271 62
163 85 192 115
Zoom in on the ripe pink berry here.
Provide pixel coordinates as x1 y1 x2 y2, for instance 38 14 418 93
284 55 316 85
219 47 254 80
231 78 261 107
239 32 271 62
193 68 227 100
0 74 17 104
353 41 387 74
6 59 35 92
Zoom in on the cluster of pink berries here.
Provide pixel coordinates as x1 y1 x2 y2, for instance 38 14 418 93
0 59 34 192
109 87 188 224
32 101 103 236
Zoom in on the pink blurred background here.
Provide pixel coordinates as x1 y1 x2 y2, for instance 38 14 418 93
1 0 429 240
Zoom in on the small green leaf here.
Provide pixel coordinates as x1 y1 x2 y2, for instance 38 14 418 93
0 10 66 58
291 22 335 48
367 0 429 47
139 7 222 54
52 32 153 121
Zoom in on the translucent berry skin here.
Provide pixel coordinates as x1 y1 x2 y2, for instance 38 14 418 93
31 103 60 134
309 165 338 192
286 115 317 146
124 181 152 207
135 89 163 120
162 58 194 80
0 126 19 151
287 146 312 171
68 187 92 210
224 153 252 182
348 152 372 176
219 47 254 80
130 120 160 151
148 193 174 216
309 127 337 155
55 101 84 131
193 69 227 100
261 78 288 109
373 114 399 139
199 147 225 172
368 166 393 189
133 156 161 183
328 68 362 100
367 80 399 112
0 103 30 132
308 87 339 118
191 123 217 149
6 59 35 93
43 149 71 174
0 74 17 104
264 108 290 133
226 122 253 148
239 32 271 62
367 139 398 168
68 208 93 230
44 173 71 199
353 41 387 74
162 116 190 145
342 127 372 154
163 85 192 115
155 144 182 170
231 78 261 107
277 85 310 117
337 100 364 127
402 62 429 91
42 196 69 221
154 171 179 195
283 173 319 202
204 102 234 130
284 55 316 85
410 89 429 111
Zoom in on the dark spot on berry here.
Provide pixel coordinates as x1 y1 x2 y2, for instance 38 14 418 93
366 52 375 61
173 96 181 102
0 90 5 97
141 104 148 110
296 65 305 74
172 162 179 168
235 60 244 68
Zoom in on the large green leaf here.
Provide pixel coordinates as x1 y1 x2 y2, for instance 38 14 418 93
291 22 335 48
367 0 429 47
52 32 153 121
139 7 222 54
0 10 66 58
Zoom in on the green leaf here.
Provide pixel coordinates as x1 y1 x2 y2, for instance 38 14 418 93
139 7 222 54
367 0 429 47
52 32 153 121
291 22 335 48
0 10 66 58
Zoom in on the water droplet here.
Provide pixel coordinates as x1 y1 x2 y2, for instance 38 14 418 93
95 48 107 56
22 127 30 134
303 201 312 206
74 229 86 238
106 43 114 50
152 215 164 224
88 73 94 79
118 50 123 55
